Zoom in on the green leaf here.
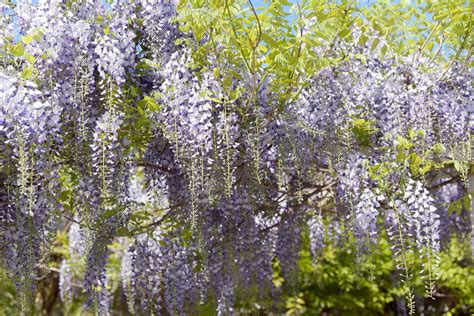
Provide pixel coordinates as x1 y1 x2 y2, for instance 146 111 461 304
410 153 422 167
223 76 233 88
426 41 434 52
302 36 324 47
409 153 422 175
448 202 456 215
59 190 72 202
137 96 160 112
371 38 380 51
21 65 34 80
373 21 384 34
352 53 367 64
11 43 24 57
21 35 33 45
381 45 387 58
130 210 151 221
213 67 220 78
396 135 413 150
432 143 446 154
24 52 36 64
178 0 188 10
229 69 242 80
209 97 223 104
117 227 131 237
453 160 461 172
463 194 471 210
420 162 432 175
340 28 352 38
274 53 287 65
32 29 44 41
104 207 119 219
359 34 369 47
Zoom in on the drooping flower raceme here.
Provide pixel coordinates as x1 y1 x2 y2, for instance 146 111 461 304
354 188 381 247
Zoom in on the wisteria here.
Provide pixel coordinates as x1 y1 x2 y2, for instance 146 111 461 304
0 0 472 315
308 214 325 258
354 188 380 248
